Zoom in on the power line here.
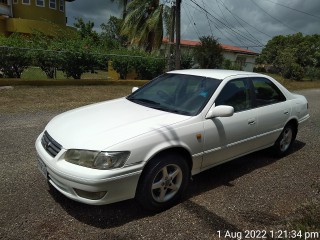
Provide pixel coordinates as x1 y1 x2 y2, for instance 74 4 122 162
189 0 265 47
262 0 320 20
207 0 264 48
185 1 241 47
250 0 305 34
215 0 265 47
217 0 272 39
201 0 214 37
182 3 201 38
214 0 245 46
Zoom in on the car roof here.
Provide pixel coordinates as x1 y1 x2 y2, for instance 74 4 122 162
168 69 261 80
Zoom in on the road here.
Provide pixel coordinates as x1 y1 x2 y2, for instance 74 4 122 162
0 88 319 240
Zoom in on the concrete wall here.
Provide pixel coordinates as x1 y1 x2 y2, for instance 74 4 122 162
5 17 73 35
12 0 66 25
223 51 257 72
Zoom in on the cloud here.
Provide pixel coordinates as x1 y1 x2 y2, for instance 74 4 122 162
66 0 121 30
66 0 320 51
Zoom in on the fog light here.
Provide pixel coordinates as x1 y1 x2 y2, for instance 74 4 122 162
74 189 107 200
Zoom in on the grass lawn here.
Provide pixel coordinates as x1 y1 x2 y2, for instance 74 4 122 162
0 85 133 113
1 71 320 114
263 73 320 91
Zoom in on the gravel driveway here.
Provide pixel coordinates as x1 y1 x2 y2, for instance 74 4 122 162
0 87 319 240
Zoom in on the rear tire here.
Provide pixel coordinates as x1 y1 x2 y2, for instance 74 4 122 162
136 153 190 212
273 123 297 157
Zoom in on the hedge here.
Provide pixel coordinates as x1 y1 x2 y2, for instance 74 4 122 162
0 79 149 87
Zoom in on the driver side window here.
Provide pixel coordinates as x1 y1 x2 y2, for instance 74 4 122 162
215 78 252 112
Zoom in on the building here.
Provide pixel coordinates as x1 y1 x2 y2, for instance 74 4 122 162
0 0 75 36
163 38 259 72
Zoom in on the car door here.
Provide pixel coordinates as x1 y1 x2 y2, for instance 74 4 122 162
250 77 289 147
202 78 259 169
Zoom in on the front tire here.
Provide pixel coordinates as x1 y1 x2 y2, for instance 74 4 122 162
273 123 297 157
136 153 190 212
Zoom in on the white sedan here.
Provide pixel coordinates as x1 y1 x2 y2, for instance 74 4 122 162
35 69 309 211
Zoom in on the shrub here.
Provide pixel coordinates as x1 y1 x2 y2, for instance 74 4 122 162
290 63 305 80
222 59 232 70
60 52 94 79
253 66 266 73
181 53 193 69
0 34 31 78
111 49 165 80
222 59 243 71
32 49 62 79
58 37 101 79
111 49 135 79
305 67 320 81
134 54 165 80
281 63 304 80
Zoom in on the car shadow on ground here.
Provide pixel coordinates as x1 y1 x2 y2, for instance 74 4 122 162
186 140 306 199
48 140 306 229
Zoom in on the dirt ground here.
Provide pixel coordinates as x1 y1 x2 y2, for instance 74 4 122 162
0 86 319 240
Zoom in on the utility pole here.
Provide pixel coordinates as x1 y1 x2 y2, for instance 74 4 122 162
175 0 181 70
166 4 175 71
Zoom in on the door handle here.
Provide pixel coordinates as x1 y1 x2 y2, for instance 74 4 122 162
248 119 256 125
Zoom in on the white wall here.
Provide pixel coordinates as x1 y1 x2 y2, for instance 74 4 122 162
223 51 257 72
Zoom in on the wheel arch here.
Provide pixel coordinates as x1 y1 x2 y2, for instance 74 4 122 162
135 146 193 197
285 117 298 136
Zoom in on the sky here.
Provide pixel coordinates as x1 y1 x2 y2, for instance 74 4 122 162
66 0 320 53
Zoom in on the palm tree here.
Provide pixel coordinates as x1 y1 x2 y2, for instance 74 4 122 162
111 0 128 19
121 0 165 52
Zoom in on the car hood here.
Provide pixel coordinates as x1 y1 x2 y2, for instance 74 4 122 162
45 98 190 150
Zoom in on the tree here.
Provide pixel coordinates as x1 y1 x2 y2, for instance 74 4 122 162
0 34 31 78
29 32 63 79
194 36 223 69
73 17 99 42
100 16 127 48
121 0 165 52
257 33 320 80
111 0 128 19
57 37 101 79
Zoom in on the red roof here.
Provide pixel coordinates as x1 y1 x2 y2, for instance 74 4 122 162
163 38 258 55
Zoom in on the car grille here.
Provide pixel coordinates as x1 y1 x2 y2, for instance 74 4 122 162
41 131 62 157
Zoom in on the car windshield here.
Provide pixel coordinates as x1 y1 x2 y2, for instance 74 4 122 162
127 73 221 116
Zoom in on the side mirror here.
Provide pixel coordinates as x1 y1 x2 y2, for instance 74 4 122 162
132 87 139 93
206 105 234 119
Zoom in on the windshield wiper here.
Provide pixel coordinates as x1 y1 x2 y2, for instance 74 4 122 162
151 106 190 115
128 98 160 105
128 98 190 115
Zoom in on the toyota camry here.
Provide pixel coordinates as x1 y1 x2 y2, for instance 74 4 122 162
35 69 309 211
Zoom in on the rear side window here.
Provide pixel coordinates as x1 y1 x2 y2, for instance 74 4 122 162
251 77 286 107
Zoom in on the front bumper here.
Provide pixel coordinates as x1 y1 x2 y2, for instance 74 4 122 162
35 134 143 205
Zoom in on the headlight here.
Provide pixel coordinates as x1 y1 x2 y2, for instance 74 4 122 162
65 150 130 170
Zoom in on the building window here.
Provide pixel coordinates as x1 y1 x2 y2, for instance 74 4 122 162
22 0 30 5
49 0 56 9
235 56 247 71
36 0 45 7
59 0 64 12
